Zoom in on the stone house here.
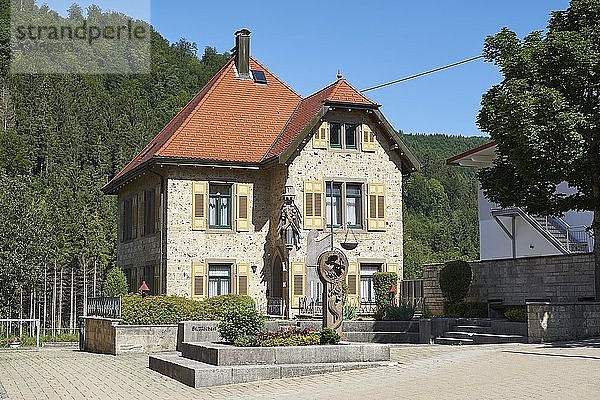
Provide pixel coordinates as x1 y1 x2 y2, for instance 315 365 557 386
102 29 419 317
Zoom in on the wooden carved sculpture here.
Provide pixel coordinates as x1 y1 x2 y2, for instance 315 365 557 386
317 249 348 334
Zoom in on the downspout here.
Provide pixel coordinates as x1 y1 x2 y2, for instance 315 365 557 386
148 167 167 294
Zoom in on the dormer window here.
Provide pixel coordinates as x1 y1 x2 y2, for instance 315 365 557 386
329 123 357 150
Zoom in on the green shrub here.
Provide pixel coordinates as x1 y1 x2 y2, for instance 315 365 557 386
218 306 265 343
102 267 128 297
343 304 357 320
195 294 255 320
373 272 398 309
261 333 320 347
374 303 415 321
445 301 488 318
439 260 472 305
121 294 194 325
320 327 341 345
120 294 254 325
504 307 527 322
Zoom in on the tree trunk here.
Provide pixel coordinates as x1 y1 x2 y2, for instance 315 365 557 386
594 208 600 301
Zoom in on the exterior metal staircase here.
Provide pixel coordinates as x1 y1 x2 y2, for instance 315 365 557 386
491 207 593 255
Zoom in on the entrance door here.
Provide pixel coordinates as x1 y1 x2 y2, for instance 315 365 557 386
360 263 382 310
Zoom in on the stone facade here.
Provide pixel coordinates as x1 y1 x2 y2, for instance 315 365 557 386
423 253 595 314
528 302 600 342
115 108 406 316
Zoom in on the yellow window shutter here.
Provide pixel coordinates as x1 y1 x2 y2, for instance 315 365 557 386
290 262 306 308
132 194 138 239
191 261 207 300
155 186 161 233
346 262 360 305
304 180 324 230
312 121 328 149
236 263 250 295
361 124 376 152
235 183 251 232
192 182 207 230
367 183 386 231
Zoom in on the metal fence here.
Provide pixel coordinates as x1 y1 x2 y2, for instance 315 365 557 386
86 297 121 319
266 297 285 317
401 279 424 314
0 319 41 350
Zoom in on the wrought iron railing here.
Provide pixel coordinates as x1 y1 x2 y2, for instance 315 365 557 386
86 297 121 319
266 297 285 316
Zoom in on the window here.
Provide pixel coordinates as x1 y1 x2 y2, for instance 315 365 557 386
345 124 357 149
123 198 133 241
209 184 232 229
329 122 342 148
208 264 231 297
325 182 363 229
144 188 156 235
328 122 358 150
326 182 342 228
346 184 362 228
360 264 381 305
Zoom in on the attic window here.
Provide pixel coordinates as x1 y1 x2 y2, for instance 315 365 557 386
251 70 267 84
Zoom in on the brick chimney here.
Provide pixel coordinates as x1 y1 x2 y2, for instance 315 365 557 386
234 28 251 78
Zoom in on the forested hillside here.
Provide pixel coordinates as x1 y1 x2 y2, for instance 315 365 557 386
401 133 489 278
0 0 230 314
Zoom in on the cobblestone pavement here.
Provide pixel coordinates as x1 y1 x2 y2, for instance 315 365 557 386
1 340 599 399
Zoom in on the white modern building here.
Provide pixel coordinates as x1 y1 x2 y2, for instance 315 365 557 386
448 142 594 260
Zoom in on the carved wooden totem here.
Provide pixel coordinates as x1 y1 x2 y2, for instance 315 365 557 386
317 249 348 335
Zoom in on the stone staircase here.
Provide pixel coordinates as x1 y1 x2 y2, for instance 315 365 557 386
343 321 420 344
434 319 528 345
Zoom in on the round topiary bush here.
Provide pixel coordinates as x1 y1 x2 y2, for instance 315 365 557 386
438 260 473 305
102 267 128 297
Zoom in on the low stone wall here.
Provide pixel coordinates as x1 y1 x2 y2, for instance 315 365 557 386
423 253 595 312
527 302 600 343
115 324 178 354
81 317 118 355
81 317 177 355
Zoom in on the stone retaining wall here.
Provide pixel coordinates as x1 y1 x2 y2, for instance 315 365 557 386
423 253 595 314
81 317 177 355
527 302 600 343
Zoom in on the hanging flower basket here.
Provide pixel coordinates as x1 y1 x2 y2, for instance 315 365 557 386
340 242 358 250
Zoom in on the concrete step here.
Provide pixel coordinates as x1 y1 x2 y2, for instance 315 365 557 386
344 331 420 344
433 337 474 345
342 321 419 333
453 325 494 334
454 318 492 327
149 353 395 388
439 332 528 345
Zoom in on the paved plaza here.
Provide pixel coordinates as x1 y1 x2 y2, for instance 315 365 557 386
1 341 599 399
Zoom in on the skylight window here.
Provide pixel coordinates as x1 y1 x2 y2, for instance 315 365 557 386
251 70 267 84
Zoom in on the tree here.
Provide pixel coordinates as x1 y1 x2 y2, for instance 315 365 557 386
477 0 600 297
102 267 128 297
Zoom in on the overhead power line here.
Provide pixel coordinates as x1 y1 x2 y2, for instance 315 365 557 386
361 55 485 93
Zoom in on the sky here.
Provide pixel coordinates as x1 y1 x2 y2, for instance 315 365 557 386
42 0 571 137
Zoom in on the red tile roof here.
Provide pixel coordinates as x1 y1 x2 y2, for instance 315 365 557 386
103 61 380 192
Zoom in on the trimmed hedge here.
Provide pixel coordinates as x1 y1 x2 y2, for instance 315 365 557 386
439 260 472 305
373 272 398 309
374 303 415 321
504 307 527 322
445 301 488 318
120 294 255 325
